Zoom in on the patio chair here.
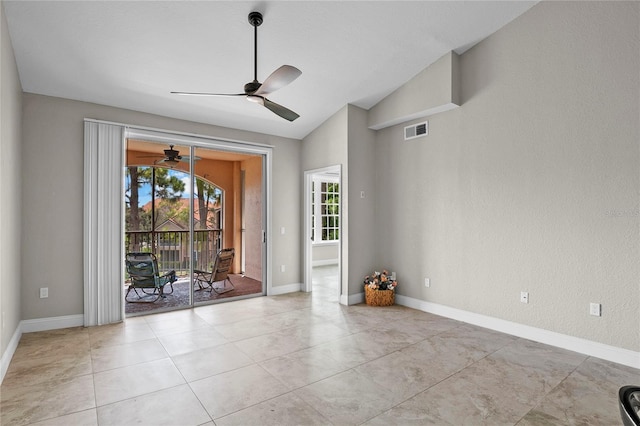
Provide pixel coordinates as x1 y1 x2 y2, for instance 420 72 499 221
194 248 235 294
125 252 177 303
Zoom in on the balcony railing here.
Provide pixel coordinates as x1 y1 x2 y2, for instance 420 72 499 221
125 229 221 276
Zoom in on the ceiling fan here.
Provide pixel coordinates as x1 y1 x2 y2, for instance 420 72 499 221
137 145 198 167
171 11 301 122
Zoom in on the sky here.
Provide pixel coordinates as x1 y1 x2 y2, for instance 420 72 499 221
125 167 215 207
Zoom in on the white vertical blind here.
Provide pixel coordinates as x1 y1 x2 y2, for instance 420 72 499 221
83 120 124 326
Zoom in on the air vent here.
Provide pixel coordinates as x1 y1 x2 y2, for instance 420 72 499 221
404 121 429 140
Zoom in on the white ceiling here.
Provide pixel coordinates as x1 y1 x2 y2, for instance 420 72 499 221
4 1 536 140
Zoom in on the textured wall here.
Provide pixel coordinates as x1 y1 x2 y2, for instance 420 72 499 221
368 52 460 130
301 106 348 173
346 105 377 295
374 2 639 351
270 136 302 286
0 1 23 358
301 106 349 293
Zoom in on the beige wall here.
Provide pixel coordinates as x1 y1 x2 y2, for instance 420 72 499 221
0 0 23 360
345 105 377 295
301 105 349 172
368 51 460 130
302 107 349 294
21 93 301 320
301 105 378 298
374 2 639 351
269 135 301 286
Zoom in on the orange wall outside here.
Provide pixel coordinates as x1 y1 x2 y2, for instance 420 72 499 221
242 156 263 281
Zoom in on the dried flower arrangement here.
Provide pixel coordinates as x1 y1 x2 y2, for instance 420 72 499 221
363 270 398 291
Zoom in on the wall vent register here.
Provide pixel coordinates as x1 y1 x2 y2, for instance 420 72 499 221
404 121 429 140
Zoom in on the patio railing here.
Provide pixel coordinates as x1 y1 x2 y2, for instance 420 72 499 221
125 229 221 276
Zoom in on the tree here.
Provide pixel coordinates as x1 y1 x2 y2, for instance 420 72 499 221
125 166 186 232
195 177 221 230
126 166 141 231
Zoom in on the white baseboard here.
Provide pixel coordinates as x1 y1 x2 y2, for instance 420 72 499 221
395 294 640 369
344 292 365 306
312 259 339 267
20 314 84 333
269 282 301 296
1 325 22 384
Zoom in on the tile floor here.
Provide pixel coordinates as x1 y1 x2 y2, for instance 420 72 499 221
2 266 639 425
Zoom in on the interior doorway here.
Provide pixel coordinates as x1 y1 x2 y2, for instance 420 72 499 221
123 134 267 316
303 165 341 302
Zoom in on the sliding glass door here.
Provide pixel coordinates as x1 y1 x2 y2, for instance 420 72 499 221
123 136 267 316
124 140 193 313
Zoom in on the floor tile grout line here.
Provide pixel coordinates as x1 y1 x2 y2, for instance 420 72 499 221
354 327 527 424
185 381 216 425
208 385 332 424
512 353 589 425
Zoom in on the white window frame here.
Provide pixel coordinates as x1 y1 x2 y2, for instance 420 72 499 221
311 175 340 245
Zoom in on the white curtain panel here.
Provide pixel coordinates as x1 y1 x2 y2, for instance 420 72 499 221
83 120 124 326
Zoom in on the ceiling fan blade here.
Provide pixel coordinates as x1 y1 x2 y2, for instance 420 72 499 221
253 65 302 96
262 97 300 122
171 91 245 97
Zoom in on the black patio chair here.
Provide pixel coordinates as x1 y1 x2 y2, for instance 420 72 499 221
125 252 177 303
194 248 235 294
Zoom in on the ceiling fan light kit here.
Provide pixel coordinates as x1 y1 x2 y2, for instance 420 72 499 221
137 144 199 167
162 159 180 167
172 11 301 122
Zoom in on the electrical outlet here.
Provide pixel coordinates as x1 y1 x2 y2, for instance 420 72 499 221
280 265 285 273
425 278 430 288
520 291 529 304
280 227 285 235
40 287 49 298
360 191 365 198
590 303 601 317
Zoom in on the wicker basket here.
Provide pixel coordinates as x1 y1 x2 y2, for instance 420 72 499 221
364 285 395 306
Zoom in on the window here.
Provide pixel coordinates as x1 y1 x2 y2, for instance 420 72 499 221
312 177 339 243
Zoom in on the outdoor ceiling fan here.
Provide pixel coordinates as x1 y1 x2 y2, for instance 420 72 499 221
138 145 199 166
171 11 301 122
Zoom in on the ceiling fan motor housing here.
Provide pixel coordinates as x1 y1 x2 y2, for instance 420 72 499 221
164 145 180 159
244 80 262 94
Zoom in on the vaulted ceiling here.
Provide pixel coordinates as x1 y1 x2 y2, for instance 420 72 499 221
3 1 536 139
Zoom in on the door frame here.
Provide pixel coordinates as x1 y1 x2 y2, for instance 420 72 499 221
303 165 342 299
125 126 273 299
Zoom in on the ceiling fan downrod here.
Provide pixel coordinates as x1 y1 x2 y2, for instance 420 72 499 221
245 11 263 94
